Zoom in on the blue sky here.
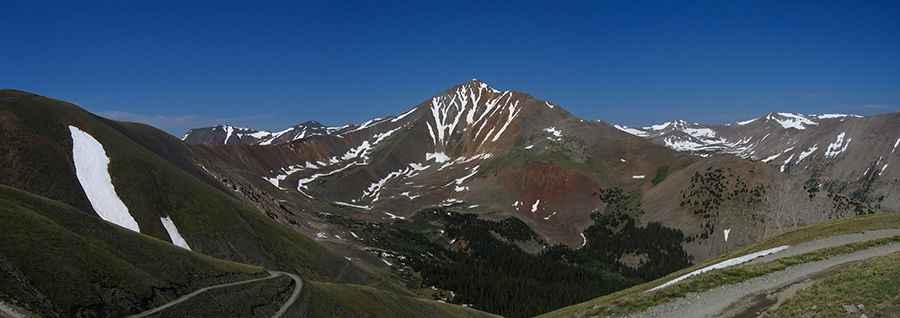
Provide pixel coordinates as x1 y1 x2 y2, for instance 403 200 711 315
3 1 899 134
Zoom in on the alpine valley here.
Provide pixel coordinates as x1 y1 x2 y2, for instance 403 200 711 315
1 80 898 318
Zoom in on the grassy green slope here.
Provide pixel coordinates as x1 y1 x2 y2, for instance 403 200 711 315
0 89 369 284
153 275 295 318
768 251 900 317
539 213 900 318
0 185 264 318
0 90 500 318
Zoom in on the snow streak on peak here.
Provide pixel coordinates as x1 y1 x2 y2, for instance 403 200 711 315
824 132 851 158
426 80 522 152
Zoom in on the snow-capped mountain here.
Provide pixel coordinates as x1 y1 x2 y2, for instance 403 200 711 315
189 79 689 247
615 112 899 177
181 124 272 145
615 120 737 153
3 85 898 318
182 121 353 145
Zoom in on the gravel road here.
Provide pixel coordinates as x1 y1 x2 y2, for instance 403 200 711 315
628 239 900 318
127 270 304 318
748 229 900 265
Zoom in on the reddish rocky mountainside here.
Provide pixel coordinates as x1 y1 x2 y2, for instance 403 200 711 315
188 80 898 265
190 80 693 247
2 82 895 317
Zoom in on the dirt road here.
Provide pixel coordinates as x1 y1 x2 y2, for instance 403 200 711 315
630 232 900 318
127 270 304 318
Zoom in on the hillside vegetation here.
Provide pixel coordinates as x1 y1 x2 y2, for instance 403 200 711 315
0 185 264 317
538 213 900 317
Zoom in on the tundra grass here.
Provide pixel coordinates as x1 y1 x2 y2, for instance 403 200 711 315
767 251 900 317
0 185 264 318
591 236 900 317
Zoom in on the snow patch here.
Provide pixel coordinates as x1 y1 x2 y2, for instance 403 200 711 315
543 211 558 221
824 132 852 159
649 245 790 292
531 200 541 213
222 125 235 144
544 127 563 141
762 147 795 163
614 125 650 137
392 107 417 122
761 153 782 163
400 191 422 200
160 216 191 250
385 212 406 220
795 145 818 164
334 201 371 210
769 113 818 130
682 127 717 139
814 113 862 119
440 198 464 206
647 122 672 131
780 154 795 173
453 165 480 186
490 101 522 142
244 131 271 139
663 137 708 152
426 152 451 163
736 117 758 125
346 117 385 134
260 127 295 145
69 126 141 232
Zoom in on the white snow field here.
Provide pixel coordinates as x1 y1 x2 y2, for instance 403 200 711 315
160 215 191 250
68 126 141 232
648 245 789 292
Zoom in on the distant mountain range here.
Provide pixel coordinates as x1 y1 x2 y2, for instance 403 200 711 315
182 120 352 145
614 112 898 181
0 81 897 317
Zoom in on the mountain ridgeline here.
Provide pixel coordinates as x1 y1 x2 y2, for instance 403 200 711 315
0 80 897 317
179 80 899 316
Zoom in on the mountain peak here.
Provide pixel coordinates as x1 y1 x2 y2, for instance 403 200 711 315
457 78 502 94
295 120 325 128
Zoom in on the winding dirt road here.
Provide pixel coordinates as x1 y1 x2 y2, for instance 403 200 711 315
127 270 303 318
629 231 900 318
